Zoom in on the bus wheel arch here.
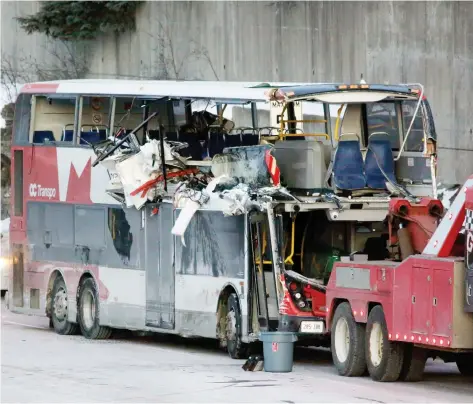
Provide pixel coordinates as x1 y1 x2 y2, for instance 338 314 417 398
77 276 112 340
49 272 79 335
216 285 248 359
46 269 64 318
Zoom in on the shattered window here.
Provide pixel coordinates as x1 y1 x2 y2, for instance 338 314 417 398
106 208 141 269
366 102 400 150
175 210 245 278
401 100 424 152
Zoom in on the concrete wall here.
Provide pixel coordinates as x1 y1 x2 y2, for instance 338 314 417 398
2 1 472 184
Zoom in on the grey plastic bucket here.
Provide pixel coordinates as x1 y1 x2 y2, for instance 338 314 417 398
260 331 298 373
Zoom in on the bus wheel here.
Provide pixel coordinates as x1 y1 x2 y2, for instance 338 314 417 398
78 278 112 340
225 293 248 359
331 302 366 377
399 345 427 382
366 305 404 382
51 276 78 335
456 353 473 377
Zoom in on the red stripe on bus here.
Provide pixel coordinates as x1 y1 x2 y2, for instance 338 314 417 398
20 83 59 94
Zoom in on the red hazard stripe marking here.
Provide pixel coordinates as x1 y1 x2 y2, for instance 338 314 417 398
265 150 281 186
130 168 199 198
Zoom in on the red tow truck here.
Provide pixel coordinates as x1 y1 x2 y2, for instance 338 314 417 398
280 176 473 382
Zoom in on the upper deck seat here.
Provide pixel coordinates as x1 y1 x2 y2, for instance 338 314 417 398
165 132 179 142
208 132 225 157
62 130 74 142
33 131 55 144
364 133 396 189
178 133 204 160
80 131 103 145
331 134 366 190
241 133 259 146
224 134 242 148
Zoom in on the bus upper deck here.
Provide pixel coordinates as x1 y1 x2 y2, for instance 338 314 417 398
13 79 438 213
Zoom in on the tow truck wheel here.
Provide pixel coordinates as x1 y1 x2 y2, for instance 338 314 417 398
456 353 473 377
399 345 427 382
225 293 248 359
366 305 404 382
51 276 79 335
78 278 112 340
331 302 366 377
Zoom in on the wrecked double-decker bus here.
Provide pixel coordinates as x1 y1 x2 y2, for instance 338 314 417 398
7 79 437 360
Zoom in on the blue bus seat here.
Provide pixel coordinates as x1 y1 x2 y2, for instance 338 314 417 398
62 130 74 142
365 137 396 189
80 131 103 145
208 132 225 157
224 134 242 148
242 133 259 146
178 133 204 160
332 137 366 190
33 131 55 144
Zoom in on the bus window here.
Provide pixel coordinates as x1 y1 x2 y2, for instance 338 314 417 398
78 96 111 146
300 101 330 144
401 100 424 152
30 95 77 144
107 208 140 269
12 93 32 145
112 97 170 144
366 102 400 150
74 206 106 249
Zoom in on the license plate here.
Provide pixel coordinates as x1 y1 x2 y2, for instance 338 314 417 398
299 321 324 333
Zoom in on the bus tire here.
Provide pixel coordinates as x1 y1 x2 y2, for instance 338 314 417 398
331 302 366 377
399 345 427 382
78 278 112 340
226 293 248 359
456 353 473 377
51 276 78 335
366 305 404 382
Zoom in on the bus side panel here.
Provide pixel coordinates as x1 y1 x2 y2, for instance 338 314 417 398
174 210 246 339
145 203 175 329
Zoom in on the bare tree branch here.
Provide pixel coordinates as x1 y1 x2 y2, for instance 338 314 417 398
146 12 220 81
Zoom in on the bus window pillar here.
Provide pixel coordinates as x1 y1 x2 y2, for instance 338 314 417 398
265 204 284 306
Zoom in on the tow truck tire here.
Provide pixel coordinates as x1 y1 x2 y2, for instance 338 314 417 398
51 276 79 335
78 278 112 340
225 293 248 359
331 302 366 377
366 305 404 382
456 353 473 377
399 345 427 382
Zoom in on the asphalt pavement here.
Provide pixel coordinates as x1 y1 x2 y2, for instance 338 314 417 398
2 299 473 403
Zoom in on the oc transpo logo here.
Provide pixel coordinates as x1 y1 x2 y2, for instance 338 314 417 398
29 183 57 200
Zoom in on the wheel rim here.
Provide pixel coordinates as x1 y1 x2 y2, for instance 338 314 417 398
334 317 350 363
226 309 237 343
82 289 96 330
369 322 384 367
53 287 68 322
